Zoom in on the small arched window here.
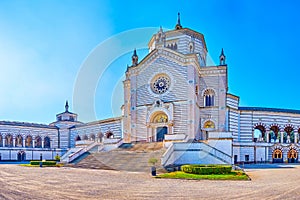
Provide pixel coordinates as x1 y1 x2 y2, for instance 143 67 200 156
83 134 88 140
273 149 282 159
90 134 96 141
106 132 114 139
0 135 2 147
44 136 51 148
35 136 42 148
75 135 81 141
15 135 23 147
5 134 13 147
203 89 215 107
25 135 33 147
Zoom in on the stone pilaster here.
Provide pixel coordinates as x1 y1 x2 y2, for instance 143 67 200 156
266 129 269 143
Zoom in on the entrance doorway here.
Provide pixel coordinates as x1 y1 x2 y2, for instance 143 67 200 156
156 127 167 142
17 151 26 161
272 149 283 163
288 149 298 163
234 155 238 164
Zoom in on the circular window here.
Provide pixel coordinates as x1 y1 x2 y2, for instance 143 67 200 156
151 74 170 94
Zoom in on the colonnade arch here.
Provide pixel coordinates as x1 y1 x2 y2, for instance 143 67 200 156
74 131 110 143
253 123 300 144
0 133 50 148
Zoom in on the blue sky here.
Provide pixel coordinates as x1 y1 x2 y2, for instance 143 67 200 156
0 0 300 123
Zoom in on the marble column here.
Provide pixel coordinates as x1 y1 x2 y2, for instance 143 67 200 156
23 139 25 147
3 138 5 147
266 130 269 143
280 131 284 143
13 137 15 147
42 140 44 148
33 139 35 148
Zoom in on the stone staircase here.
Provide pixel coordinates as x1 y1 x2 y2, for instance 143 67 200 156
70 142 166 172
161 142 232 167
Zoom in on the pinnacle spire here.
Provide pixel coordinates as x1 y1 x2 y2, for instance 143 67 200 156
65 100 69 112
220 48 225 56
132 49 138 66
133 48 137 57
175 12 182 30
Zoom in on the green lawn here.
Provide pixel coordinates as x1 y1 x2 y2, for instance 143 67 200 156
156 171 250 181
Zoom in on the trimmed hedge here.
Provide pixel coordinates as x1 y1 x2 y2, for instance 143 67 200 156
30 161 57 166
181 164 232 175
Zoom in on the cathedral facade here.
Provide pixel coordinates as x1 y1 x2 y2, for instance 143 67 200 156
0 16 299 164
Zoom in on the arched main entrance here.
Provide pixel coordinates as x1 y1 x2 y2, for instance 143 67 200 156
149 112 169 142
17 151 26 161
272 149 283 163
288 149 298 163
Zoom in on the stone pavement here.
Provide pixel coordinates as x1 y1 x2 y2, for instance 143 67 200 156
0 164 300 199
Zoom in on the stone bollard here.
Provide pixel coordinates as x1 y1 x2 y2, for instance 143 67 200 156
151 166 156 176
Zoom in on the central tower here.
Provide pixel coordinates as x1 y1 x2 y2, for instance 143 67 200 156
122 15 228 144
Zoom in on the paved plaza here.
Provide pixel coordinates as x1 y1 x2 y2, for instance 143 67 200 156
0 165 300 199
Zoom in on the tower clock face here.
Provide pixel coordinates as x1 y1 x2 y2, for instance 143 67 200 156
151 75 170 94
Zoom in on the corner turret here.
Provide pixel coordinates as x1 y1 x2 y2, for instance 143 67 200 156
219 48 226 65
132 49 138 66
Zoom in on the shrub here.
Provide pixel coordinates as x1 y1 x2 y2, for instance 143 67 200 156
148 158 158 166
181 164 232 175
54 154 61 161
30 161 57 166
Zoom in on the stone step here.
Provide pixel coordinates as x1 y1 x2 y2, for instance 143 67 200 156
72 142 166 172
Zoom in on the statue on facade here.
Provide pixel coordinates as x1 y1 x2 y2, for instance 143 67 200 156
287 135 291 143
